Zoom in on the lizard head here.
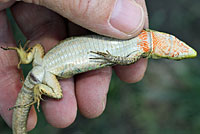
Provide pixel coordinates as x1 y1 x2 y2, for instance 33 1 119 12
149 30 197 60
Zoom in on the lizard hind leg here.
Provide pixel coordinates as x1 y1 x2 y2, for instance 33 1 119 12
9 72 63 112
90 50 143 65
8 84 46 112
27 72 64 112
30 83 58 112
89 50 115 66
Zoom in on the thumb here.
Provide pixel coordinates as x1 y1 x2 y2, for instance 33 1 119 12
19 0 146 39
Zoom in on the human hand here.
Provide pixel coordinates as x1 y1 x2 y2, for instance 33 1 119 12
0 0 148 131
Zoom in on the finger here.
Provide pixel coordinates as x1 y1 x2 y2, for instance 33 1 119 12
114 0 148 83
75 67 112 118
58 9 112 119
135 0 149 29
19 0 146 39
11 3 77 128
114 58 148 83
0 0 15 11
63 18 112 118
42 78 77 128
0 10 37 130
11 2 66 50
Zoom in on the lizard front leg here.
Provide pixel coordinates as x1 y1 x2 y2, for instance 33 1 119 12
1 41 44 68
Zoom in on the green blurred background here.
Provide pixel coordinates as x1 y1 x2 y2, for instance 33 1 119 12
1 0 200 134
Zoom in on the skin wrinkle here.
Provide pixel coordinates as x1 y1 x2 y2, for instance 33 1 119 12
39 0 66 17
46 0 126 38
69 0 91 18
0 67 20 87
82 0 143 38
82 0 91 17
81 0 132 39
55 0 65 16
88 0 115 24
0 51 17 67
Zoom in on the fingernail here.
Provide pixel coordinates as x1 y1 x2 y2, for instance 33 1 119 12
110 0 144 34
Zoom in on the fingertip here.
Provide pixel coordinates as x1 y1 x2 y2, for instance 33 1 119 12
114 58 148 83
27 106 37 131
76 67 111 118
109 0 145 37
135 0 149 29
79 95 107 119
42 78 77 128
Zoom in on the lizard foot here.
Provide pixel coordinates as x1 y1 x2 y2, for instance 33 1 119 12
90 50 143 65
1 40 31 69
30 84 45 112
8 84 44 112
90 50 114 65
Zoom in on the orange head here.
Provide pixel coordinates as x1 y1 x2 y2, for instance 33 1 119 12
149 30 197 60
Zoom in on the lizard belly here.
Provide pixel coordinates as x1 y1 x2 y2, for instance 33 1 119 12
43 35 140 78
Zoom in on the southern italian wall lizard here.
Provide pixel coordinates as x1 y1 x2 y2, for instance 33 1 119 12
1 29 197 134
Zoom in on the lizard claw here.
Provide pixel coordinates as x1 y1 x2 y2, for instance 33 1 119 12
1 40 34 69
1 46 9 50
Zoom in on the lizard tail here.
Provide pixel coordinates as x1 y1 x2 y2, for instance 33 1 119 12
12 87 34 134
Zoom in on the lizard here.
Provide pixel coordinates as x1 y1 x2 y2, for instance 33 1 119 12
1 29 197 134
